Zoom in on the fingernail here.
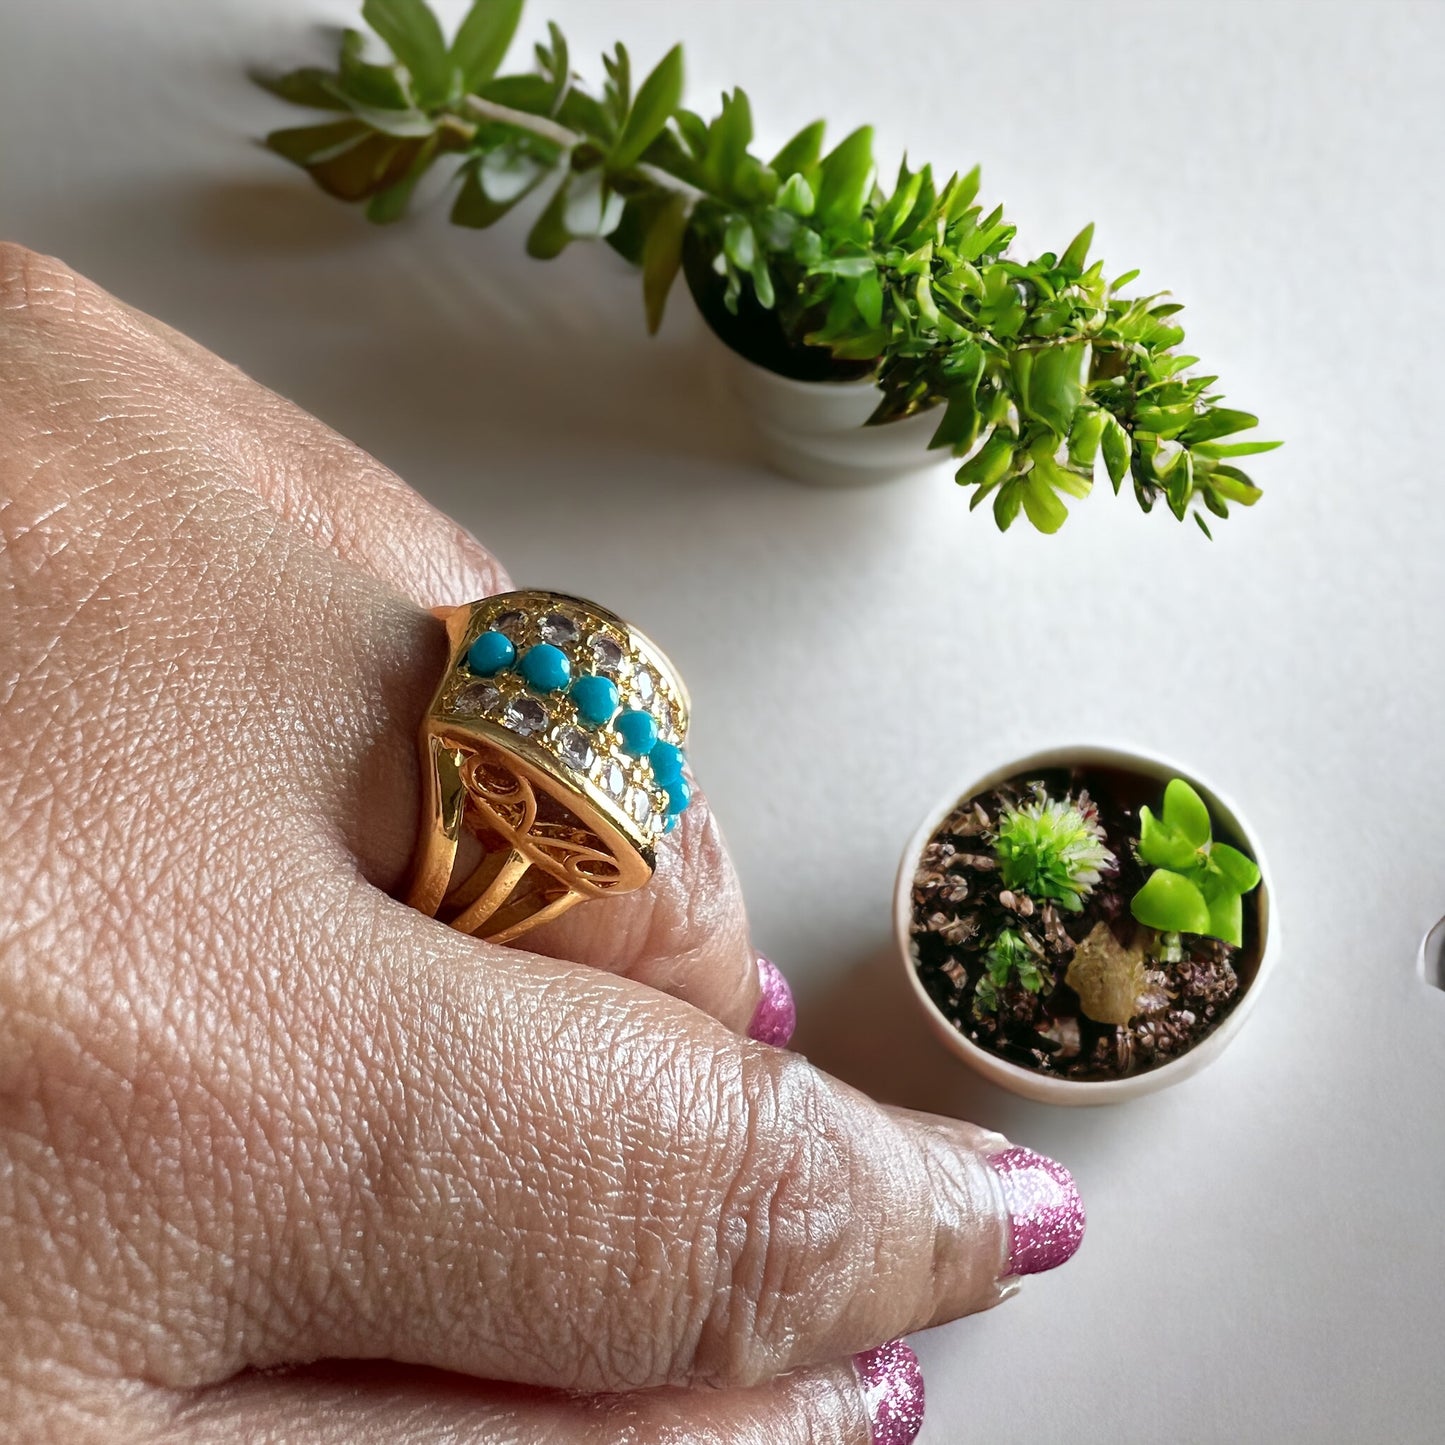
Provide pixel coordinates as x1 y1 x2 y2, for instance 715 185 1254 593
748 953 796 1047
853 1339 925 1445
989 1146 1086 1276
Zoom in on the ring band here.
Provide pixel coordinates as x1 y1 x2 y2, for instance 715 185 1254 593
404 590 692 944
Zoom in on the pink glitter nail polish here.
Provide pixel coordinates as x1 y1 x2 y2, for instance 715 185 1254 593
748 953 796 1047
853 1338 925 1445
990 1146 1086 1276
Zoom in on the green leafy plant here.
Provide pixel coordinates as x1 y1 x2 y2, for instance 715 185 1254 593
1130 778 1261 946
257 0 1279 533
992 786 1115 911
974 927 1047 1014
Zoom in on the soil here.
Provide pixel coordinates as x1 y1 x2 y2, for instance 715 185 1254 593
909 764 1263 1082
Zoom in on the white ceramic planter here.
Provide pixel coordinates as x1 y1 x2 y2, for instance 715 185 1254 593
707 337 945 488
893 743 1277 1106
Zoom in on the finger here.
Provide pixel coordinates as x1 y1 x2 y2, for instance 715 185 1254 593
192 888 1081 1394
157 1351 908 1445
0 241 506 608
524 788 771 1039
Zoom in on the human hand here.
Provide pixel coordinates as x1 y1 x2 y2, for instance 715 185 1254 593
0 245 1083 1443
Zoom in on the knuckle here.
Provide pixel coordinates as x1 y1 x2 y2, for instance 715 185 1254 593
0 243 87 320
691 1050 869 1385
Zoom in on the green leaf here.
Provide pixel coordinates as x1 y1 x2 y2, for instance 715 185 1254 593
449 0 523 91
451 163 516 228
253 67 350 111
1209 466 1264 505
1034 451 1092 500
814 125 874 228
362 0 449 103
1131 869 1211 936
1181 407 1258 444
364 133 437 221
1205 889 1244 948
611 43 683 169
702 89 753 191
525 176 573 258
1100 414 1131 490
955 428 1016 491
642 192 688 334
943 164 981 224
337 28 415 109
1194 439 1283 459
993 476 1025 531
1162 778 1212 847
1067 407 1106 470
1137 807 1197 871
265 119 370 167
853 268 883 328
776 172 815 216
1060 222 1094 272
770 119 825 178
480 137 557 201
1022 342 1085 434
723 217 756 270
562 166 624 238
1021 472 1068 533
750 254 776 309
1209 843 1261 894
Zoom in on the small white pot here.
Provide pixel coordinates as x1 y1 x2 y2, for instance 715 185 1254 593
893 743 1278 1106
707 338 945 488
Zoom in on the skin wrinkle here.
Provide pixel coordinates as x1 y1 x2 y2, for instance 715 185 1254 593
0 245 1029 1441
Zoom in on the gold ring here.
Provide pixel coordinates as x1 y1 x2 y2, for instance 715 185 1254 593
404 590 692 944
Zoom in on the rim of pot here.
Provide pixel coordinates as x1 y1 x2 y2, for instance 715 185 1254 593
893 740 1278 1105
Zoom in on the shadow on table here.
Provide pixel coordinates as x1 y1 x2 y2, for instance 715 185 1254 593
796 941 1141 1153
135 173 758 476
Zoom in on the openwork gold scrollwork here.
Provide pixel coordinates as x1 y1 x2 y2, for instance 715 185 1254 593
404 594 677 945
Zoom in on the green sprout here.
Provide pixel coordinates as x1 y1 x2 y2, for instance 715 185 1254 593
1130 779 1261 947
974 927 1046 1014
255 0 1279 535
993 786 1115 911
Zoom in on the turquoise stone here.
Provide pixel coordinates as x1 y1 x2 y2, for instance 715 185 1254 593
649 740 685 785
570 674 619 728
467 629 515 677
664 774 692 815
615 708 658 757
519 642 571 693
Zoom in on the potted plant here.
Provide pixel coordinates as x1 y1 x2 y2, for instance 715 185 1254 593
257 0 1278 518
893 745 1273 1104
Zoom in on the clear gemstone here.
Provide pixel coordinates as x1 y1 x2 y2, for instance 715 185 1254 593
627 787 652 825
503 696 548 737
632 667 655 705
556 725 595 772
656 696 676 737
454 679 501 715
540 612 578 645
492 609 527 641
602 761 626 797
590 634 625 675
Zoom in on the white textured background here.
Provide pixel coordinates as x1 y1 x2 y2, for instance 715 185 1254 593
2 2 1443 1440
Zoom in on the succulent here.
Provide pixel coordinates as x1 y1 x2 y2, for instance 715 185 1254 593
1130 779 1261 947
256 0 1279 534
992 786 1115 912
974 927 1046 1015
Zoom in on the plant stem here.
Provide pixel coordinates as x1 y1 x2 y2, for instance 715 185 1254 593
462 93 575 149
460 94 706 204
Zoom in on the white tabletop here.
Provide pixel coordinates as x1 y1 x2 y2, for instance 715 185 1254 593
4 1 1442 1439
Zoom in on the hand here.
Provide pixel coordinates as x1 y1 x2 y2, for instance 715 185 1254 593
0 245 1083 1443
